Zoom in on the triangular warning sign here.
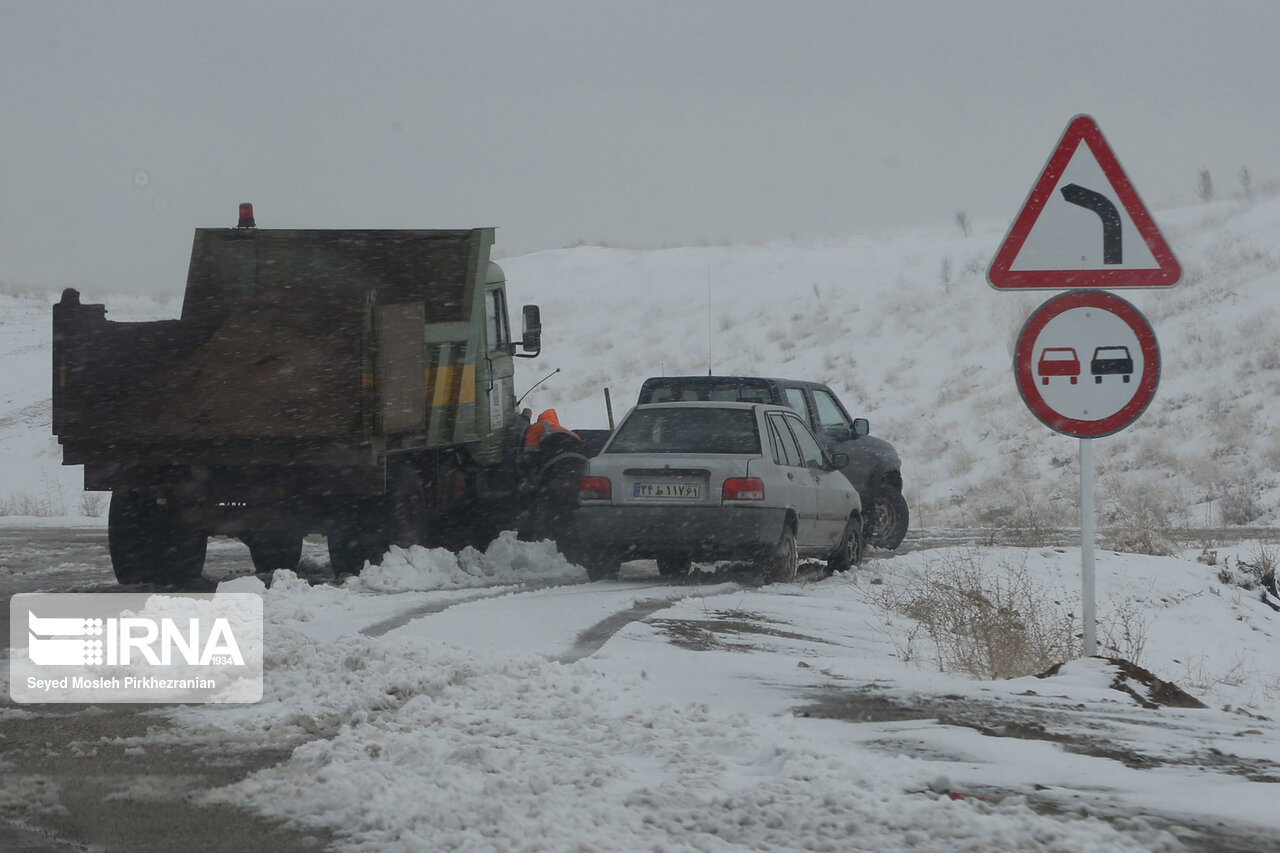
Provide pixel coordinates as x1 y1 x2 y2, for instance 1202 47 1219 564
988 115 1181 290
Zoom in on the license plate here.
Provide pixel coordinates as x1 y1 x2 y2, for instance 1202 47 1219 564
633 482 701 499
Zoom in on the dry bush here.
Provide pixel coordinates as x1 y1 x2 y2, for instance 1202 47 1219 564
870 549 1079 679
1099 480 1182 556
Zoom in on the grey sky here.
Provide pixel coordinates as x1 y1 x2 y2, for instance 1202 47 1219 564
3 0 1278 292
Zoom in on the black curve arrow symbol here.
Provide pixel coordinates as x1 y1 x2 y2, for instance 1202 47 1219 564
1060 183 1122 265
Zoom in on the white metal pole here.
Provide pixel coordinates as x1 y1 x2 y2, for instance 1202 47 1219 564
1080 436 1097 657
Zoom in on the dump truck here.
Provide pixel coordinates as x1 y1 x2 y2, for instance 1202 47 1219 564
52 206 586 584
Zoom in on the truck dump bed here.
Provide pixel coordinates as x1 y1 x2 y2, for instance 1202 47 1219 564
54 227 492 470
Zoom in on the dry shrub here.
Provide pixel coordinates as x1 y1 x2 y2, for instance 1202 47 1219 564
872 549 1078 679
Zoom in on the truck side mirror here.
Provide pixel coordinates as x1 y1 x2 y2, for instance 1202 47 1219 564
852 417 869 437
518 304 542 357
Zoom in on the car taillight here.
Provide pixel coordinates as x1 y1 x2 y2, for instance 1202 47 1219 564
722 477 764 501
579 476 612 501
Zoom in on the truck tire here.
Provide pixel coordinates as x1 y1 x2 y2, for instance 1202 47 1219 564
656 554 691 577
242 532 303 573
572 544 620 581
826 512 864 574
386 463 428 549
108 489 207 585
866 488 909 550
327 498 383 578
761 526 798 584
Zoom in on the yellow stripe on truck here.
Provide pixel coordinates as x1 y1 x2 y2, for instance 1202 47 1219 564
425 364 475 406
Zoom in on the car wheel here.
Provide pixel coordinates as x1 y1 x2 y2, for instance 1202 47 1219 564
761 526 798 584
656 554 692 577
866 488 909 550
827 513 864 574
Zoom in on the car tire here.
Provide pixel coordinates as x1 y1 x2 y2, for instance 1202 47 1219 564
656 554 692 577
826 513 864 574
866 488 909 550
761 526 798 584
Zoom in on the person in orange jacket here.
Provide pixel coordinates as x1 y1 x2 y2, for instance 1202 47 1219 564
524 408 580 447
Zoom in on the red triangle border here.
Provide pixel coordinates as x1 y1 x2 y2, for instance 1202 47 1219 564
989 115 1181 290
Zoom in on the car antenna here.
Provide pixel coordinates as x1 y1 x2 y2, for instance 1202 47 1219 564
517 368 560 407
706 263 713 375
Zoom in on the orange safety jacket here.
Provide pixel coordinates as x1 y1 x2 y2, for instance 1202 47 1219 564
524 409 580 447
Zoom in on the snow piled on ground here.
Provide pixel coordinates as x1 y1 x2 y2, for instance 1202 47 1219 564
110 535 1280 852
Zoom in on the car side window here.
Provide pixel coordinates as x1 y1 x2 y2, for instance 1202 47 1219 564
767 413 803 467
783 387 812 425
812 389 852 439
785 413 826 468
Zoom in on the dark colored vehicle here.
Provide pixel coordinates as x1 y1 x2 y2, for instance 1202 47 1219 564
1091 345 1133 383
574 402 861 582
635 376 907 549
1038 347 1081 385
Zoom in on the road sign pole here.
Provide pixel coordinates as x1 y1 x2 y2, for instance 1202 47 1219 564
1080 436 1097 657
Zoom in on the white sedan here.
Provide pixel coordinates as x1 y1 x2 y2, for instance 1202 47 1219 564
571 402 862 581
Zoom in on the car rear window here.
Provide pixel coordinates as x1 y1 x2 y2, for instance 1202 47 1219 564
607 408 761 454
642 382 772 404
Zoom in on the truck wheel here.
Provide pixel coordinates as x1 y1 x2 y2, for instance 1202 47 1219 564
327 499 383 577
108 489 207 585
826 513 864 574
242 532 303 573
386 464 428 549
761 526 798 584
574 545 620 581
656 554 691 577
866 488 909 550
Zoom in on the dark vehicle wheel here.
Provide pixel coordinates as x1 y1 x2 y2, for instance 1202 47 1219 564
761 526 798 584
866 488 909 550
826 513 864 574
327 498 385 577
582 550 621 582
524 458 584 544
656 554 692 577
387 463 428 549
242 531 303 573
108 489 207 585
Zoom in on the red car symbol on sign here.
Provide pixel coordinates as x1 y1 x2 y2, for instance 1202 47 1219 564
1037 347 1080 385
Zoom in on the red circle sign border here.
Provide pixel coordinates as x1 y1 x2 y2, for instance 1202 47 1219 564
1014 289 1160 438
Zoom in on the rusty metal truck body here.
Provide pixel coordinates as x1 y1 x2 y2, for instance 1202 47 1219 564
52 217 570 583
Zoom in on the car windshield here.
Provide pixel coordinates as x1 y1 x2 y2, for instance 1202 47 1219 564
607 408 761 454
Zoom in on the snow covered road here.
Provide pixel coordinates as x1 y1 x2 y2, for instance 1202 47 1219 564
5 529 1280 851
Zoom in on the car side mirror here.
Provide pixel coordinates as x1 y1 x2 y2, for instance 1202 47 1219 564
852 418 869 438
829 451 849 469
518 304 542 357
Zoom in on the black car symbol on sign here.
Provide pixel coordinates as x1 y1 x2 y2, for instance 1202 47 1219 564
1091 345 1133 383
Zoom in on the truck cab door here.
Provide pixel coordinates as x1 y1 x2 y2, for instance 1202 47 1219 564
483 285 516 438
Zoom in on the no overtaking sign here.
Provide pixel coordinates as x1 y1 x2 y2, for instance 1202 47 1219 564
1014 289 1160 439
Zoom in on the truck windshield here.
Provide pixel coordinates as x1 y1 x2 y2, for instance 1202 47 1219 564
607 408 761 454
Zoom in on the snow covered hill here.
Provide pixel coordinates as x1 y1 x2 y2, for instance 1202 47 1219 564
3 194 1280 538
504 195 1280 536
